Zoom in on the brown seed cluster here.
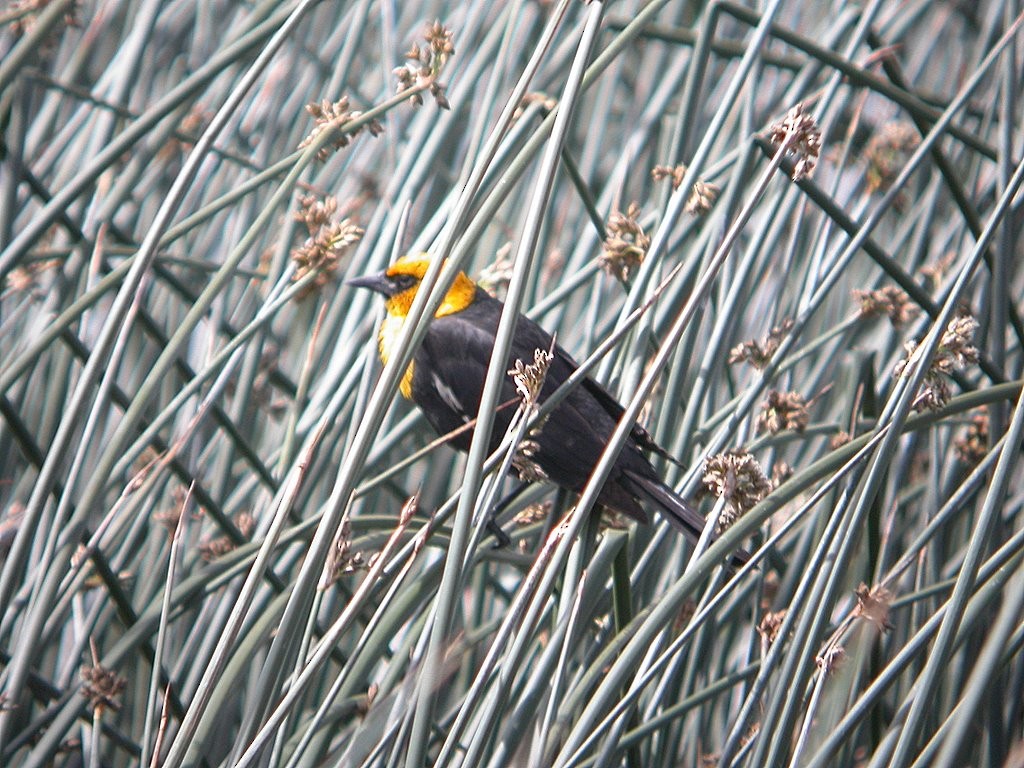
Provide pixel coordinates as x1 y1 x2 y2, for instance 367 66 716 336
651 164 719 215
757 609 787 648
327 518 367 583
394 21 455 108
298 97 384 162
514 91 558 119
6 0 78 35
853 582 893 633
729 319 795 370
198 512 255 562
291 194 364 296
5 258 62 297
508 348 554 483
476 243 513 298
600 202 649 282
954 411 989 466
509 348 554 407
864 122 919 194
830 430 852 449
768 103 822 181
756 390 809 435
80 661 126 714
512 501 552 526
894 315 979 411
701 449 771 532
854 285 917 326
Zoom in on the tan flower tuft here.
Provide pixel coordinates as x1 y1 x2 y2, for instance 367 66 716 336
729 319 794 370
954 411 989 466
5 258 61 296
816 644 846 675
701 449 771 531
80 660 126 714
514 91 558 119
918 252 957 288
509 348 553 407
198 512 255 562
508 348 554 482
600 202 649 282
830 430 852 449
291 195 364 296
394 21 455 109
771 461 793 487
7 0 79 36
477 243 514 298
854 285 917 326
894 315 979 411
299 97 383 162
757 610 787 648
512 501 552 526
327 518 365 583
864 122 919 195
756 390 809 434
853 583 893 633
769 103 822 180
651 164 719 214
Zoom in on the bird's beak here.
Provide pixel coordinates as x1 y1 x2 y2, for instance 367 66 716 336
346 272 391 295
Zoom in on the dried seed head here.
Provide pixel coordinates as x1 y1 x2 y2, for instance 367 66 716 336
424 20 455 58
816 645 846 675
894 315 979 411
508 348 554 482
600 202 649 282
771 461 793 487
509 348 554 406
7 0 79 37
295 194 338 233
514 91 558 120
757 609 787 648
685 180 719 215
702 449 771 530
830 430 852 449
394 22 455 108
651 164 720 215
769 103 822 180
729 319 794 370
80 661 126 714
854 286 917 326
918 252 957 288
5 258 61 296
651 163 688 189
756 390 809 435
477 243 514 297
954 411 989 466
291 195 364 297
327 518 364 584
198 512 255 561
513 501 552 526
298 97 383 162
864 121 919 195
854 583 893 633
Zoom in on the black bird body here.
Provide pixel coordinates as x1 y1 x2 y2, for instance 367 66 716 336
349 255 716 546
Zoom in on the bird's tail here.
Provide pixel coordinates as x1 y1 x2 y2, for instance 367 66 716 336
623 471 749 566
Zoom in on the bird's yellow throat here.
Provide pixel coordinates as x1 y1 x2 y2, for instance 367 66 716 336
376 256 477 398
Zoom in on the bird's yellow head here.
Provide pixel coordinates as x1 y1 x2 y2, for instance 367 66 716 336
347 255 478 399
347 254 477 318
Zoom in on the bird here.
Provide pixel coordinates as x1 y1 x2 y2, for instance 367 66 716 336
348 254 744 562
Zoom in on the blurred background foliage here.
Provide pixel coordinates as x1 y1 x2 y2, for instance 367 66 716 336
1 1 1022 766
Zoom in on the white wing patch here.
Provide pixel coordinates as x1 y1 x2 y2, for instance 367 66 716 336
432 373 470 422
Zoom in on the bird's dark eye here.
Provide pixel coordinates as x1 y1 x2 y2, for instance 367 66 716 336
391 274 418 291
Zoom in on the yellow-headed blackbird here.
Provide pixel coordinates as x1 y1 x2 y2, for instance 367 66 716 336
349 254 736 555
